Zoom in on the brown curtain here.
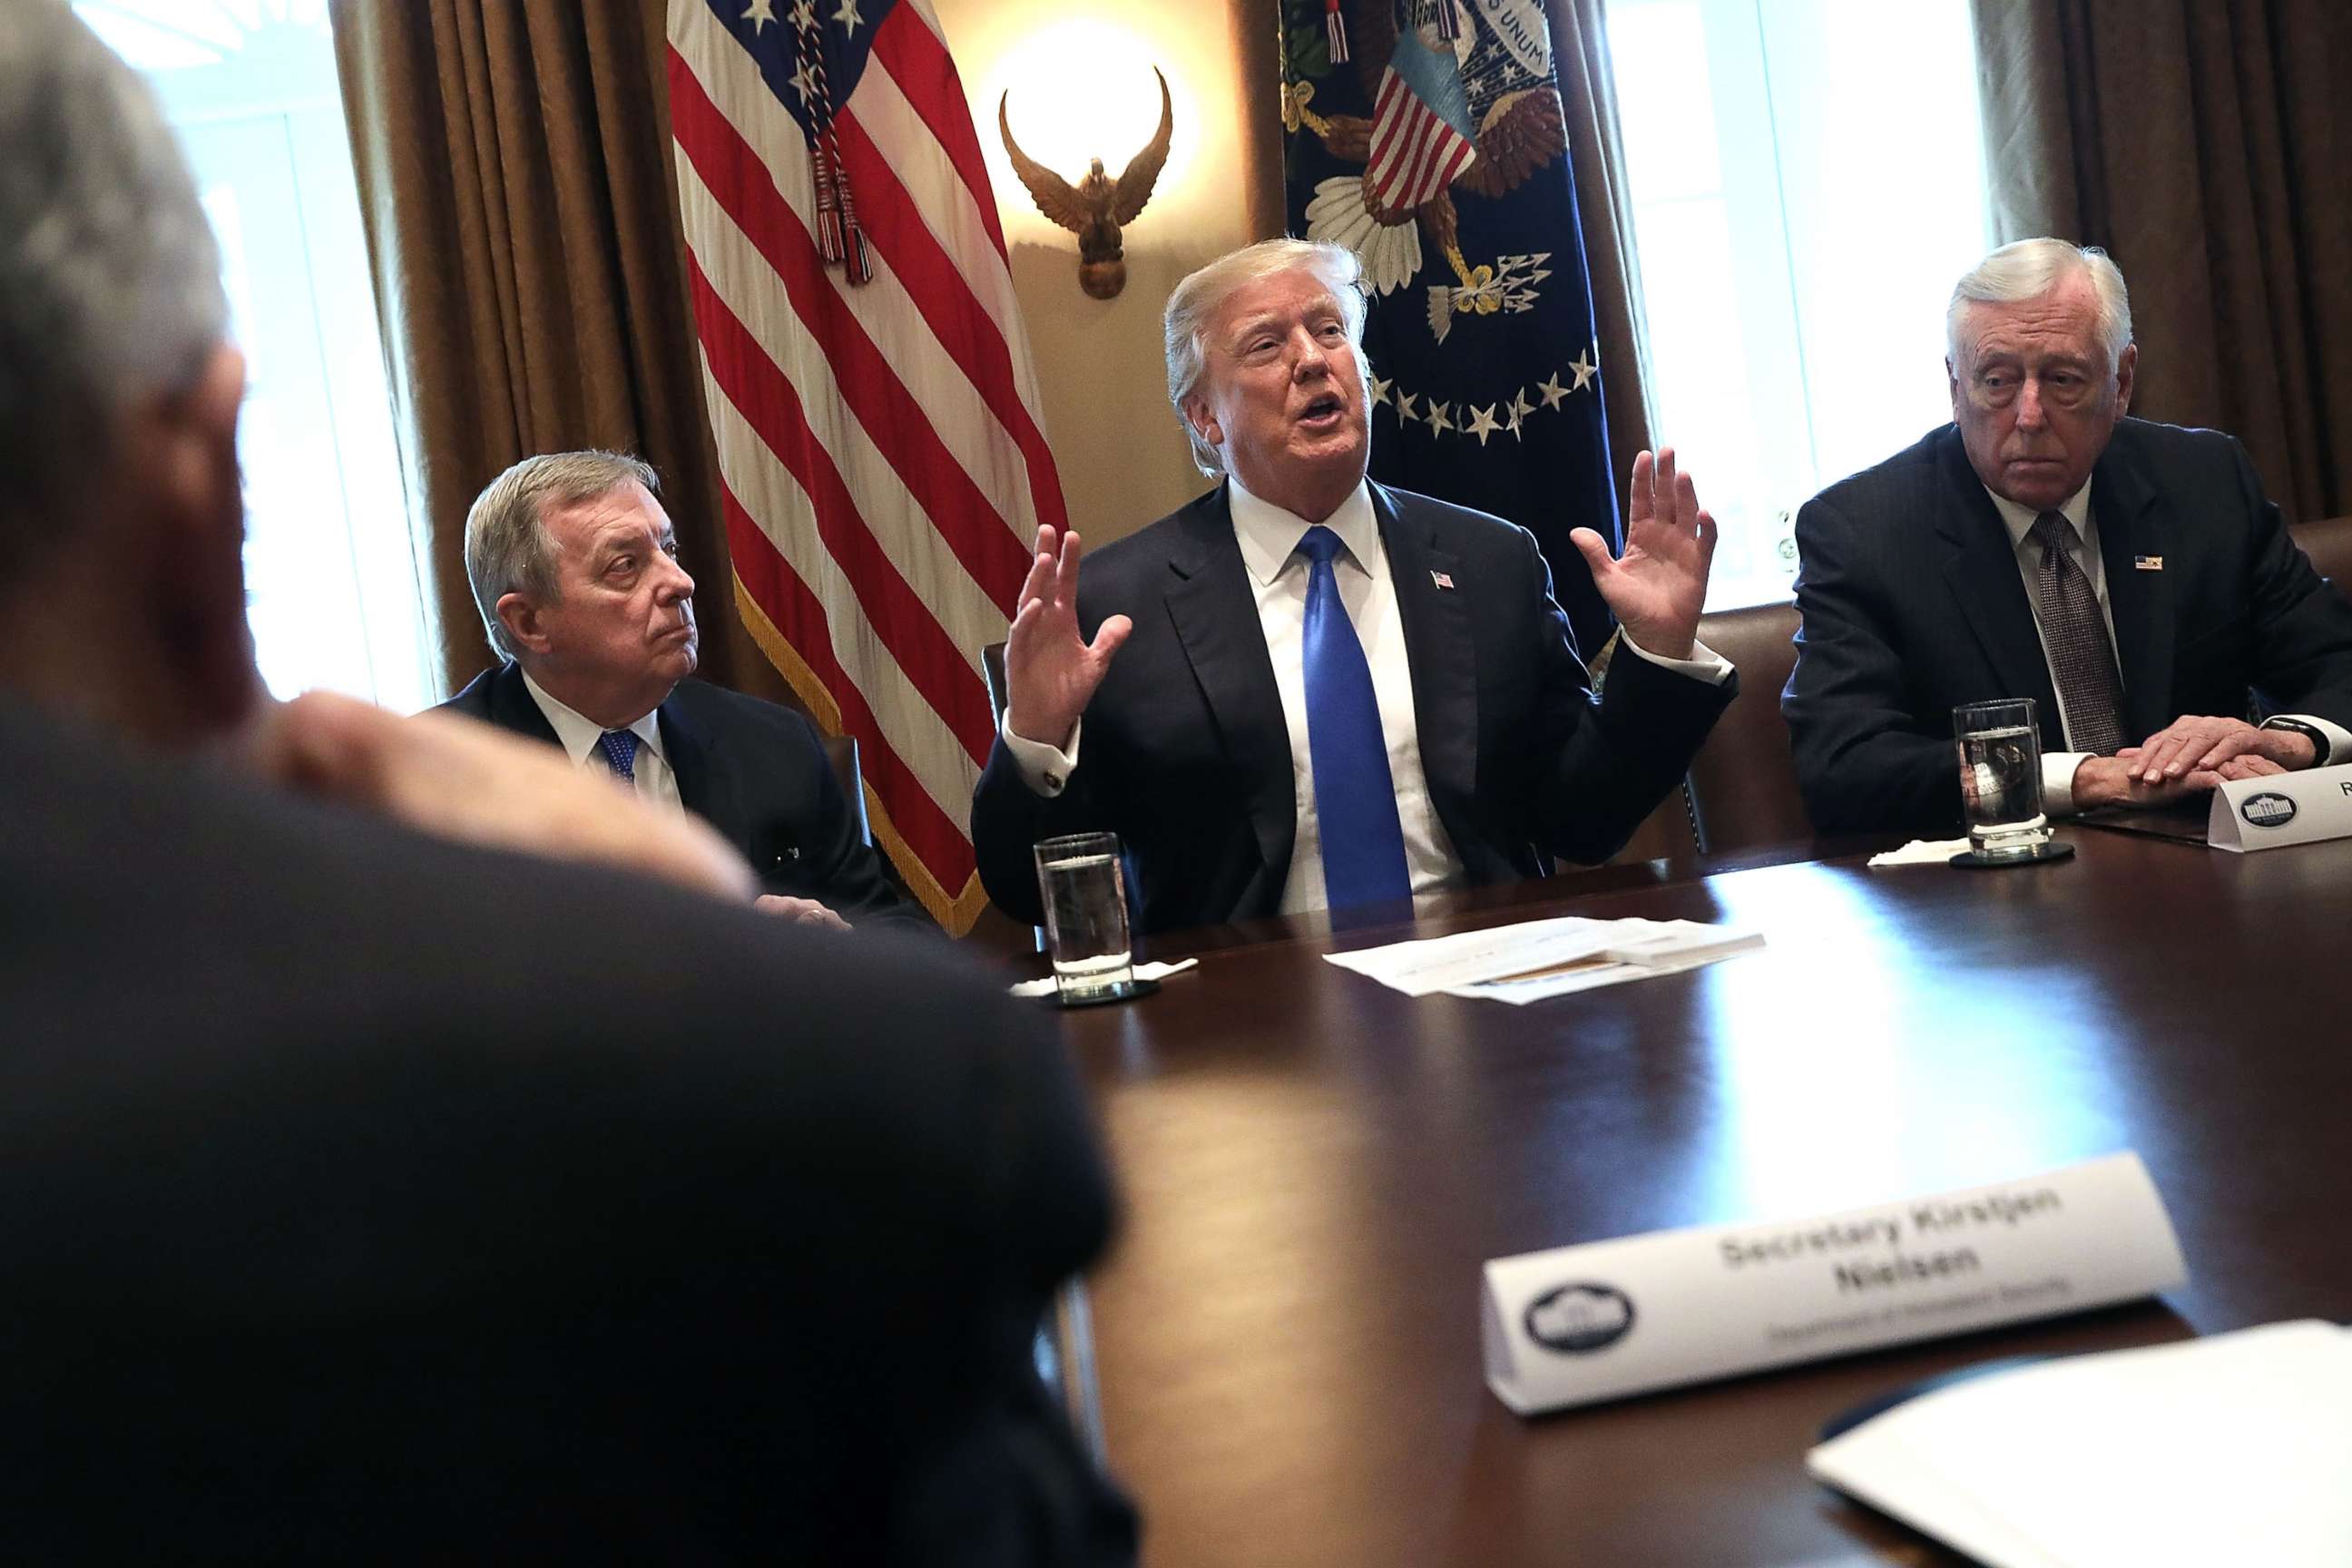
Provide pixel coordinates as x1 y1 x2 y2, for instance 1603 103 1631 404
1545 0 1656 496
330 0 788 704
1974 0 2352 522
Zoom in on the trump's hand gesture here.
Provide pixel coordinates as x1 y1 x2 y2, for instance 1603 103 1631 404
1005 524 1132 750
1569 447 1716 660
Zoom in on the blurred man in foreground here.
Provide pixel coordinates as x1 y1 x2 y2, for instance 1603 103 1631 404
972 239 1735 935
0 5 1130 1560
441 450 929 932
1786 238 2352 837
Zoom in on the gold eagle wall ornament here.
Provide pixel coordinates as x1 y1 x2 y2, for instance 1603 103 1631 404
998 66 1174 299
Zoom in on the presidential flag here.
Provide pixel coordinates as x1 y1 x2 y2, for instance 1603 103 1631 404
666 0 1064 933
1283 0 1621 656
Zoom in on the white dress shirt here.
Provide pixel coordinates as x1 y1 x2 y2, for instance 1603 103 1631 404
1004 478 1732 914
1987 480 2347 812
521 670 681 812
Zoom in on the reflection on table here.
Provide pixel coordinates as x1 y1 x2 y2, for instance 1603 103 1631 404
1034 828 2352 1567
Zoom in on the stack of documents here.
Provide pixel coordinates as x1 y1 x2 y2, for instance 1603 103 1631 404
1808 1320 2352 1567
1323 916 1761 1004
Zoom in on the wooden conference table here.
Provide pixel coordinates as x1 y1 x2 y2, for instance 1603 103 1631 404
1044 827 2352 1566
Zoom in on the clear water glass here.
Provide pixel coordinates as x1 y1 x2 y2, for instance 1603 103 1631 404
1034 831 1132 999
1954 698 2051 859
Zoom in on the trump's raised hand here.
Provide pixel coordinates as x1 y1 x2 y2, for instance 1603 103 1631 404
1005 524 1132 749
1568 447 1716 661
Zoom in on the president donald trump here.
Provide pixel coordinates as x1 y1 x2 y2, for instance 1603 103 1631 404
971 239 1736 934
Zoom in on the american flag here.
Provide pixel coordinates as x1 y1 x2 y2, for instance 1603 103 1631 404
665 0 1063 933
1363 24 1477 214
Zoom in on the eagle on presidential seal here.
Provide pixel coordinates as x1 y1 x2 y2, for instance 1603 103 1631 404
1286 0 1565 343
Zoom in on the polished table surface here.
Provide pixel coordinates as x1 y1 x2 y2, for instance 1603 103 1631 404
1046 827 2352 1567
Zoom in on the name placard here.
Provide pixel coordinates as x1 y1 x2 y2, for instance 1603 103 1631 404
1481 1152 2185 1416
2207 761 2352 853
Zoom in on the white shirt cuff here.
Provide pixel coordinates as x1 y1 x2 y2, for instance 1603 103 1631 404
2043 752 2089 816
1621 632 1735 687
2265 713 2352 768
1001 711 1082 798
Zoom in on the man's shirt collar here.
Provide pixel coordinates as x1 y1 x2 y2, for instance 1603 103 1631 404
1986 475 2096 554
1230 475 1379 586
519 667 666 769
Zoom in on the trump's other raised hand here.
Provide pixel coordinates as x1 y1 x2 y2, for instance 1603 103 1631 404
1005 524 1132 750
1568 447 1717 661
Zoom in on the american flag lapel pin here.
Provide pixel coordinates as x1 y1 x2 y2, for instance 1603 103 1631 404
2135 555 2164 571
1431 570 1455 591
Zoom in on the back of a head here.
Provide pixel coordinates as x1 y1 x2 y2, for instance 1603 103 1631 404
0 1 226 533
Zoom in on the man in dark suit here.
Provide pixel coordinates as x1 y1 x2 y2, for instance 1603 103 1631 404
972 240 1735 934
0 6 1130 1559
1785 238 2352 838
440 451 929 932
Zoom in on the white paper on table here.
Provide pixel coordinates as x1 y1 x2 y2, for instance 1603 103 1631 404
1006 958 1198 998
1323 916 1760 1001
1807 1319 2352 1568
1868 837 1975 867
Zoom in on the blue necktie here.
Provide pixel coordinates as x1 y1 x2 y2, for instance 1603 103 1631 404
597 729 641 782
1297 525 1410 909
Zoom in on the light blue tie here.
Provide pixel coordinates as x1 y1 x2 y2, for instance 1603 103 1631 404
597 729 641 782
1297 525 1411 909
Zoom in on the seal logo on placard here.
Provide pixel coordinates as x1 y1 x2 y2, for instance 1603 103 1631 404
1523 1282 1635 1353
2240 791 2298 828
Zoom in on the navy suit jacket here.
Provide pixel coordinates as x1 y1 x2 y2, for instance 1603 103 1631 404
0 695 1129 1562
972 481 1735 933
441 664 930 931
1785 418 2352 837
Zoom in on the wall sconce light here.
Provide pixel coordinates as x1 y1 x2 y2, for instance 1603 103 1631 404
998 66 1173 300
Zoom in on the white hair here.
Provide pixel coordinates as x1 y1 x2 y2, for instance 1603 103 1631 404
0 1 229 525
1163 239 1367 477
463 451 661 662
1946 238 2133 370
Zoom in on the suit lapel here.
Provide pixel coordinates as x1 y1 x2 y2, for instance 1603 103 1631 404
1933 432 2063 735
656 688 715 819
1162 487 1296 893
2090 439 2175 743
1374 483 1476 814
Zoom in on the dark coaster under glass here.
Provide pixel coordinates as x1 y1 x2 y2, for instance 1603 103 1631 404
1040 975 1161 1008
1948 839 2076 869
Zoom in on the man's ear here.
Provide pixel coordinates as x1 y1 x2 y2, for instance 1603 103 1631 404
146 343 258 733
2114 342 2137 416
1182 395 1221 452
1945 355 1963 418
495 591 552 658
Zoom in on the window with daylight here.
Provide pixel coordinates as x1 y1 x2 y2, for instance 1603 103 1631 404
74 1 433 710
1604 0 1992 611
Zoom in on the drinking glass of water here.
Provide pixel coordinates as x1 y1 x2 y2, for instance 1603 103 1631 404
1033 831 1132 1000
1953 698 2051 860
